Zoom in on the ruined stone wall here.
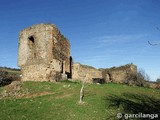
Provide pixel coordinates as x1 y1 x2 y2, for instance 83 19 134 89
18 24 54 66
101 64 137 83
72 63 103 83
18 24 71 81
52 33 70 73
18 23 138 83
72 63 137 83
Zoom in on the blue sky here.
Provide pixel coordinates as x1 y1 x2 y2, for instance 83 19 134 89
0 0 160 81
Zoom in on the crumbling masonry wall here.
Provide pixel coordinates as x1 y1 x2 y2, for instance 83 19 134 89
18 24 71 81
18 23 137 83
101 64 137 83
72 63 102 83
72 63 137 83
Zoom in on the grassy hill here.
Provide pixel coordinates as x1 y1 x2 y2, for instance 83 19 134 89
0 81 160 120
0 67 21 76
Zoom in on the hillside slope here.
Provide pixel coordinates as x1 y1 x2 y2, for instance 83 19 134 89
0 81 160 120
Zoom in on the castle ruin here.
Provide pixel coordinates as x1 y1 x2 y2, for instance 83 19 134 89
72 63 137 83
18 24 72 81
18 23 137 83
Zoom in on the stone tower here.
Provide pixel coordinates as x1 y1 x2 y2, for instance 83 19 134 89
18 24 72 81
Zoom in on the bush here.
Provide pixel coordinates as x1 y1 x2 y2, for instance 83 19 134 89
0 69 20 87
156 78 160 83
124 69 150 87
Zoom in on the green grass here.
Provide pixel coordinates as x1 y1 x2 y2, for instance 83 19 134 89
0 68 21 76
0 81 160 120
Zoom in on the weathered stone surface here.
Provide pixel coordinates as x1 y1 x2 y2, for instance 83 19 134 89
0 81 24 99
101 64 137 83
18 24 72 81
72 63 103 83
18 23 138 84
72 63 137 84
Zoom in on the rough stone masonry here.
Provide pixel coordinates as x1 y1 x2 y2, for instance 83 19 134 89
18 24 72 81
18 23 137 83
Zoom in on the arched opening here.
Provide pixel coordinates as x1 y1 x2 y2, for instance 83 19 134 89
28 36 37 59
28 36 35 49
108 73 112 81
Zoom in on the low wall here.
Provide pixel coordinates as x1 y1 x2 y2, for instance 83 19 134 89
72 63 137 83
72 63 103 83
101 64 137 83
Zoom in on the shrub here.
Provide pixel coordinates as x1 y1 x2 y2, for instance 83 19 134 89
0 69 20 86
124 69 150 87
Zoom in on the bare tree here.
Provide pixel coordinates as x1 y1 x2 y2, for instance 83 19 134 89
124 68 150 87
137 68 150 81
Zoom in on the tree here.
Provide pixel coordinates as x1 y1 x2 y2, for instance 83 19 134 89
137 68 150 82
156 78 160 83
0 69 8 80
0 70 11 86
125 68 150 87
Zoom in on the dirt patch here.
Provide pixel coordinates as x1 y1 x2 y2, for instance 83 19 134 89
0 81 55 99
22 92 53 98
55 93 72 99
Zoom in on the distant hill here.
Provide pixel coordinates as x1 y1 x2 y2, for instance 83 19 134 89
0 66 20 71
0 66 20 76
